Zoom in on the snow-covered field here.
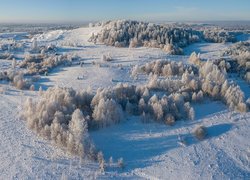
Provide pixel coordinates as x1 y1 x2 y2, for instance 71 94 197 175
0 23 250 179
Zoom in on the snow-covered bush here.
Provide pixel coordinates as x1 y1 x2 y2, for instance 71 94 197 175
101 53 112 62
20 53 76 75
163 44 183 55
165 114 175 125
0 69 30 89
193 125 207 140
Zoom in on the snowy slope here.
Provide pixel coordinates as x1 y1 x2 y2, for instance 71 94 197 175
0 26 250 179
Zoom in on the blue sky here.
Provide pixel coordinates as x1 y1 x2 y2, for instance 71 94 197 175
0 0 249 23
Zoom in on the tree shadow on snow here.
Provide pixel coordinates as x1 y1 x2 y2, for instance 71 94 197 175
91 120 189 171
206 123 232 138
33 77 53 91
91 119 233 172
193 100 228 120
183 123 232 150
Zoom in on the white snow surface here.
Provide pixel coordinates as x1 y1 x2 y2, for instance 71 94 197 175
0 26 250 179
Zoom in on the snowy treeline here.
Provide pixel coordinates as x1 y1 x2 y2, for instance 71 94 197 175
89 20 237 54
203 29 237 43
132 60 198 77
89 20 201 55
223 42 250 82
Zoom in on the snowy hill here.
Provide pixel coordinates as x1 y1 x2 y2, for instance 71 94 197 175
0 23 250 179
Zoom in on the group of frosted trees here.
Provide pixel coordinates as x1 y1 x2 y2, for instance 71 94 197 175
89 20 237 55
132 57 248 112
203 29 237 43
21 81 202 159
89 20 201 55
223 41 250 82
21 49 249 158
22 87 95 159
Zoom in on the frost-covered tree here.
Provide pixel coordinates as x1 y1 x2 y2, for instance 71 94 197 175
92 98 123 128
189 52 202 66
97 151 105 172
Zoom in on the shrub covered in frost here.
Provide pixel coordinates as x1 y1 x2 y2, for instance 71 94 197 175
0 69 31 89
20 53 78 75
101 53 112 62
193 125 207 140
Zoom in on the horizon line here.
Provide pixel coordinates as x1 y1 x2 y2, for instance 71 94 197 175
0 19 250 25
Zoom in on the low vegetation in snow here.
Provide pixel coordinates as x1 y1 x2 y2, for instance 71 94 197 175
193 125 207 140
